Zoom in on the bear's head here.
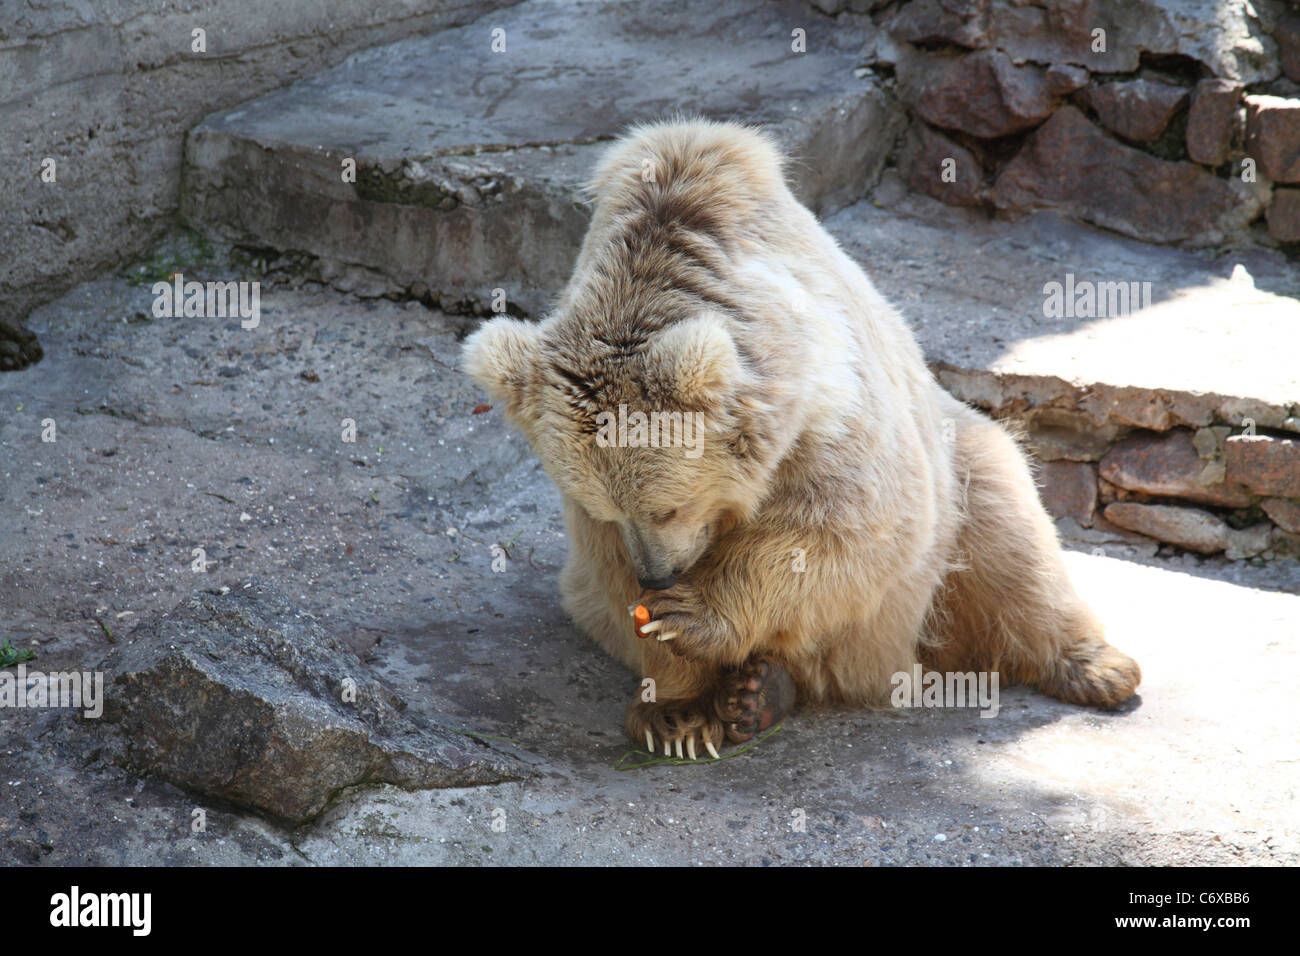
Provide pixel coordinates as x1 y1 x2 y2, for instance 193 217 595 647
463 310 780 590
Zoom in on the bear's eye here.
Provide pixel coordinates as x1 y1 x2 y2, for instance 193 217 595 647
651 509 678 525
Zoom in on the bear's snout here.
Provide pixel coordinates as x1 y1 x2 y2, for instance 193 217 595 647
637 573 677 592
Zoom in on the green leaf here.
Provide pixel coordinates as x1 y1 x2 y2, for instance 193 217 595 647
0 638 37 669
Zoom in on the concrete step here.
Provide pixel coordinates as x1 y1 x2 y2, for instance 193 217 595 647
828 188 1300 430
181 0 901 313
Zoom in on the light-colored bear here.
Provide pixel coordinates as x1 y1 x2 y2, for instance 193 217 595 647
463 118 1140 760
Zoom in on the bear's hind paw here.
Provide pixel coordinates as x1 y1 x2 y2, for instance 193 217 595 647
714 657 797 743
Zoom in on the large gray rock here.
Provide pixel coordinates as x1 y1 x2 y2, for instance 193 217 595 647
1185 78 1245 166
1079 78 1188 143
985 0 1279 84
1102 502 1229 553
1245 94 1300 183
89 581 526 825
896 48 1060 138
992 106 1263 245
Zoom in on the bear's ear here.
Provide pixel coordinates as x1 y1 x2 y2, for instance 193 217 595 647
647 312 744 410
461 317 543 421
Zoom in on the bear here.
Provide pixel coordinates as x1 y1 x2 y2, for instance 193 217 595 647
463 118 1140 761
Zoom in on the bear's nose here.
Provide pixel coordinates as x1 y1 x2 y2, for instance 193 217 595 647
637 574 676 591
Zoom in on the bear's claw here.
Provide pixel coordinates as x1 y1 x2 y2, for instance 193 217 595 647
629 698 724 760
629 612 677 642
627 661 793 760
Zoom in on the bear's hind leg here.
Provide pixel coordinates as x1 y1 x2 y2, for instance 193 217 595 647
925 410 1140 709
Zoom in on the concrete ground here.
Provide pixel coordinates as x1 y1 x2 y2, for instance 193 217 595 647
1 208 1296 865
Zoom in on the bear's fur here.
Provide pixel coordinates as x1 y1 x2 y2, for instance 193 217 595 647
463 118 1140 759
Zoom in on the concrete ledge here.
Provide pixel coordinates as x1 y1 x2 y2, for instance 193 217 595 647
180 0 903 313
1 0 518 318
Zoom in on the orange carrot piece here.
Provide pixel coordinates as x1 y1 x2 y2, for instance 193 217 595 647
633 604 651 636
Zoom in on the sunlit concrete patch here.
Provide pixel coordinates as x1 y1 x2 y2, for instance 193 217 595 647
965 552 1298 853
991 271 1300 410
827 194 1300 422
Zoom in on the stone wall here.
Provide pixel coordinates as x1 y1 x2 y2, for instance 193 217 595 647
0 0 516 321
936 366 1300 562
837 0 1300 248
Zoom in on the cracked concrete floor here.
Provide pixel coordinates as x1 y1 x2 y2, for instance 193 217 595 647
1 244 1296 866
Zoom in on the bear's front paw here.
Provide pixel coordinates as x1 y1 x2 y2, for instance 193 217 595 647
635 583 732 660
626 697 725 761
